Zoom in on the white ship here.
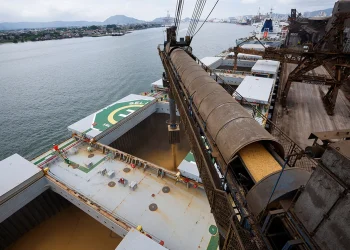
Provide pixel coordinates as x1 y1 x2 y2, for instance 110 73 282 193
236 10 289 48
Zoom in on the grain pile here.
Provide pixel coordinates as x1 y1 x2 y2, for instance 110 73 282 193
239 142 281 183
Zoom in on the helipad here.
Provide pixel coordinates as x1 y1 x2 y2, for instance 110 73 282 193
68 94 155 139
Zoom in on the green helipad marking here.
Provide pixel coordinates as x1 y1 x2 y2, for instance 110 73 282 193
93 100 151 132
82 128 93 134
207 225 219 250
209 225 218 235
184 151 196 163
77 157 106 173
34 139 76 165
207 233 219 250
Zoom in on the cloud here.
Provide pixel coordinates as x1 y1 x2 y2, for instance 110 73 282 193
241 0 259 4
0 0 337 22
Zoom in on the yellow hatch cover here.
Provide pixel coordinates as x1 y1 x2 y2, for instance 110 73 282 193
239 142 281 183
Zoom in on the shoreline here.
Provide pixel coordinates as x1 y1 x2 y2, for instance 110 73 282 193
0 25 163 45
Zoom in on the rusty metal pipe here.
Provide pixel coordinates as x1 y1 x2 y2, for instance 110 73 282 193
169 48 284 163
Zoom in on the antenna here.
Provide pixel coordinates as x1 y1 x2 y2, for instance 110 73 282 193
270 8 273 18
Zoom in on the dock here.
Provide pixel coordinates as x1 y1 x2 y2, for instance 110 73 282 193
273 63 350 148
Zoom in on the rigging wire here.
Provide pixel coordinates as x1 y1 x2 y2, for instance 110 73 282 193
187 0 201 36
188 0 205 36
174 0 180 26
174 0 180 27
192 0 220 38
187 0 206 37
188 0 202 36
190 0 206 36
176 0 185 36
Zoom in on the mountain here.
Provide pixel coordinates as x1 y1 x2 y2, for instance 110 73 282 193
104 15 144 25
0 21 100 30
303 8 333 17
0 15 145 30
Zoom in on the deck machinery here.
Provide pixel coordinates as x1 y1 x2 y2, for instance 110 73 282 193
159 26 350 249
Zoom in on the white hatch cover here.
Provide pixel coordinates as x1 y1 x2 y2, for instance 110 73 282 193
0 154 43 202
115 228 167 250
235 76 275 104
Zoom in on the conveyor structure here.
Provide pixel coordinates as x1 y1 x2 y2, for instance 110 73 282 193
159 26 350 250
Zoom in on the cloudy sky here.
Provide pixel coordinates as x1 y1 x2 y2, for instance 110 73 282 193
0 0 337 22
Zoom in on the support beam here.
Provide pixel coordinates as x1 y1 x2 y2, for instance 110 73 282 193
281 57 324 107
322 66 342 115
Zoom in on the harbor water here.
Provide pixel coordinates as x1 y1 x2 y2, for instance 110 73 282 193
0 22 253 250
0 23 253 161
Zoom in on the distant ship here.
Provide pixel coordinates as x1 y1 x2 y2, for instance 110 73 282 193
236 9 289 48
236 17 251 25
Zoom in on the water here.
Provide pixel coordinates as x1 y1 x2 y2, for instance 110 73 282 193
0 23 253 160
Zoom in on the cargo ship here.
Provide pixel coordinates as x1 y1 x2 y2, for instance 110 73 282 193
0 89 219 249
236 10 289 48
2 3 350 248
0 45 283 250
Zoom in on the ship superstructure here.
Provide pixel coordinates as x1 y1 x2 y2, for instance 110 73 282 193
236 10 289 48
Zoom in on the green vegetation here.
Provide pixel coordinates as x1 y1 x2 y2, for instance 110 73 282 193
0 23 162 44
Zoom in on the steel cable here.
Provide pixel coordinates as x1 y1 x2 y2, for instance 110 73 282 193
187 0 201 36
192 0 220 38
176 0 185 36
190 0 206 36
188 0 203 36
174 0 179 26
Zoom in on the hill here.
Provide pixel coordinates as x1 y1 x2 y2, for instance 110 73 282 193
0 21 100 30
303 8 333 17
104 15 144 25
0 15 145 30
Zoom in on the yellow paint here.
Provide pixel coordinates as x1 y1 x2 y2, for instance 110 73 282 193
239 142 281 183
107 104 144 125
43 167 49 175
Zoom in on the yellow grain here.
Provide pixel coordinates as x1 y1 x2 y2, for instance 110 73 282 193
239 142 281 183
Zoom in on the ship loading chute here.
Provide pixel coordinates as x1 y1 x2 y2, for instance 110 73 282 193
160 29 310 250
159 1 350 249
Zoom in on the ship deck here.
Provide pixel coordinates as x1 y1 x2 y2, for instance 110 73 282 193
274 63 350 148
32 139 217 250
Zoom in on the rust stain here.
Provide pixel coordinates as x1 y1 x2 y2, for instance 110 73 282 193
184 196 194 213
